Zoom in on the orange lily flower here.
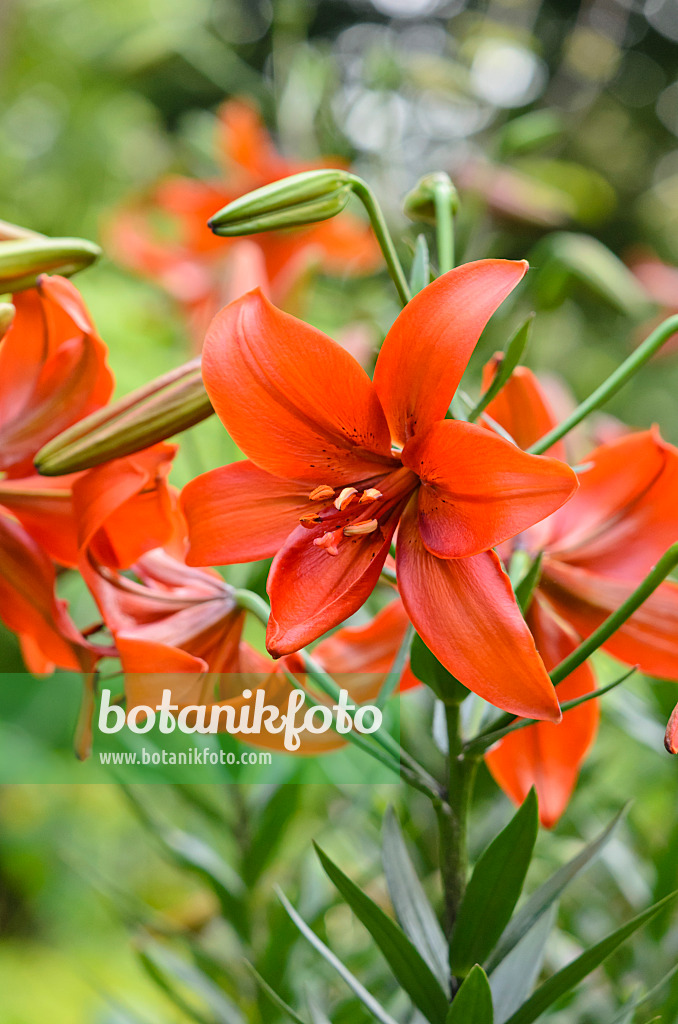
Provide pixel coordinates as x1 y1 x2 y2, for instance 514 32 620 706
0 514 100 675
181 260 579 722
107 98 380 342
0 275 114 565
481 361 678 823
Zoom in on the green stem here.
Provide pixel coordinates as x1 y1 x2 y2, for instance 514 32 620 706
464 666 636 755
437 704 478 938
349 176 411 306
434 178 455 274
549 543 678 685
528 315 678 455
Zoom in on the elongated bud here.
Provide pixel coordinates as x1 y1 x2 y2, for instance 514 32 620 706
208 169 355 236
0 302 14 340
403 172 459 225
665 701 678 754
0 237 101 292
35 358 213 475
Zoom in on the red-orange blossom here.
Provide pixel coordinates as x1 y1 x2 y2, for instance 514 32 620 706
181 260 578 722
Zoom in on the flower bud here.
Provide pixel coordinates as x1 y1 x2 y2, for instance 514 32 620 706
0 237 101 292
0 302 14 340
35 358 213 475
208 169 355 236
665 700 678 754
403 172 459 225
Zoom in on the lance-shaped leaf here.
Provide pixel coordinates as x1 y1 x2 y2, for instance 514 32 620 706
382 807 449 991
209 169 354 236
277 887 401 1024
314 844 450 1024
446 966 493 1023
410 235 431 295
490 904 557 1024
504 891 678 1024
0 236 100 291
486 805 626 972
470 315 534 422
449 789 538 977
410 633 468 705
243 961 308 1024
35 357 212 475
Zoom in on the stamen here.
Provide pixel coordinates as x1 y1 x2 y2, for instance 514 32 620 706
313 529 343 556
299 512 322 527
343 519 379 537
359 487 382 503
334 486 359 510
308 484 335 501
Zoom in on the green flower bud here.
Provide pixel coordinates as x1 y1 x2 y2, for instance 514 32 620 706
403 172 459 225
208 169 355 236
35 358 213 475
0 302 14 340
0 237 101 292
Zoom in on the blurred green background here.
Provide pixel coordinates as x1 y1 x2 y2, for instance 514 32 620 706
2 0 678 1020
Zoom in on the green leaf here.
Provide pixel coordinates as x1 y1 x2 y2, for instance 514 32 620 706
449 790 538 977
513 552 543 615
410 634 468 704
446 966 493 1023
469 314 534 422
410 234 431 295
120 785 244 925
277 887 401 1024
140 939 245 1024
608 961 678 1024
504 891 678 1024
490 904 557 1024
314 844 449 1024
243 785 301 886
243 961 308 1024
382 807 449 991
486 805 627 972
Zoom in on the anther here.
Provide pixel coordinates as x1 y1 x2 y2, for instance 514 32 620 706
308 484 335 501
299 512 322 527
343 519 379 537
359 488 382 503
334 487 359 510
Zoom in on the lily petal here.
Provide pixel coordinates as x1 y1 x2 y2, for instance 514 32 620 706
0 473 79 566
547 429 671 559
373 259 527 446
541 559 678 680
266 505 403 657
396 498 561 721
481 360 566 459
73 444 178 569
402 420 577 558
202 290 396 485
182 460 317 566
485 594 598 828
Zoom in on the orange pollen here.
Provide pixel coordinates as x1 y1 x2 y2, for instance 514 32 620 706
334 487 359 511
313 529 343 556
343 519 379 537
308 484 335 501
359 487 382 503
299 512 322 526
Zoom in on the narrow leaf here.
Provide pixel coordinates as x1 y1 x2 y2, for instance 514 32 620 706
486 805 627 972
140 939 245 1024
382 807 449 991
277 887 401 1024
490 904 557 1024
446 966 493 1023
410 634 468 704
314 844 449 1024
243 961 308 1024
449 790 538 977
410 234 431 295
244 785 301 886
514 552 543 615
504 891 678 1024
469 314 533 421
